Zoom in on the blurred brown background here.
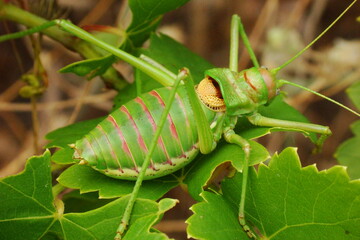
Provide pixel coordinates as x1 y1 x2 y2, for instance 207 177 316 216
0 0 359 239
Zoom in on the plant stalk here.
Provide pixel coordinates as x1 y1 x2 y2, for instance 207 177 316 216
0 1 128 90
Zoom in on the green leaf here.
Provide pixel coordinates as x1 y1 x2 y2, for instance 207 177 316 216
0 151 55 240
187 191 248 240
184 141 270 201
123 198 178 240
45 117 104 148
59 55 115 80
335 120 360 180
187 148 360 239
0 151 177 239
62 191 113 213
51 147 74 164
57 164 179 200
127 0 190 47
60 196 177 240
335 83 360 180
351 121 360 136
347 81 360 110
41 221 63 240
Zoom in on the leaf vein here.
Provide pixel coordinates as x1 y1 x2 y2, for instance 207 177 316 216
0 181 53 214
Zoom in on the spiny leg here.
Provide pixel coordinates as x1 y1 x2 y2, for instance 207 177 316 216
114 69 186 240
247 113 332 150
223 129 256 239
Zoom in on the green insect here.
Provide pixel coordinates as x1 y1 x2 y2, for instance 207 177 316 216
1 0 359 239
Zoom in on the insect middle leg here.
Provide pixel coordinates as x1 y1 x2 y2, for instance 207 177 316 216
223 129 256 239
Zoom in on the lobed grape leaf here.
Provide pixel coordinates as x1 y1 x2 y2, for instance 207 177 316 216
335 134 360 180
123 198 178 240
184 141 270 201
60 196 177 240
0 150 55 240
0 151 177 239
187 148 360 239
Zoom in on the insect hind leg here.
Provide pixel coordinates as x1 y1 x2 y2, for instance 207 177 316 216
247 112 332 151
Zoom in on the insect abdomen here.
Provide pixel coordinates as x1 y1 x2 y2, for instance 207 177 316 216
73 86 215 180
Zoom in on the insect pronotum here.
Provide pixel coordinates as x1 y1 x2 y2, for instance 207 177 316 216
1 1 359 239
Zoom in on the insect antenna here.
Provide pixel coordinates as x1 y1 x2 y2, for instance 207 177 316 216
270 0 360 117
271 0 357 74
278 79 360 117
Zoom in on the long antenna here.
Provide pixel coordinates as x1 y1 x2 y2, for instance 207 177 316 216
278 80 360 117
271 0 357 75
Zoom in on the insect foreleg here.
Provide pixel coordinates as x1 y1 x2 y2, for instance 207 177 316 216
114 69 186 240
223 130 256 239
182 69 215 154
247 113 332 150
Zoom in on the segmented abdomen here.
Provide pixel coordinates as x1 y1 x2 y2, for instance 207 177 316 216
73 86 215 180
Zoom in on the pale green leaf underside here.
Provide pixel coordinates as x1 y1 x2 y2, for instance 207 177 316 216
57 164 179 199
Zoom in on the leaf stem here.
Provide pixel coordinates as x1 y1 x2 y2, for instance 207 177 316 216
52 183 66 197
30 96 40 154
